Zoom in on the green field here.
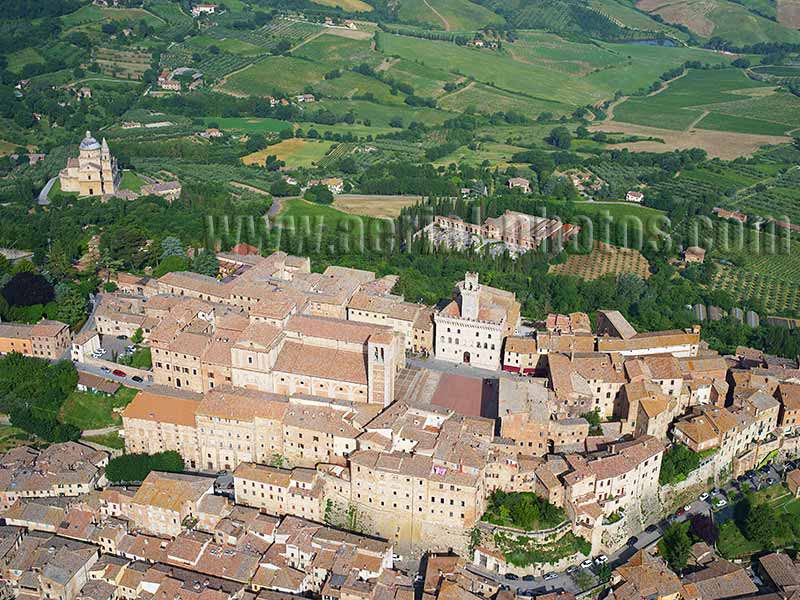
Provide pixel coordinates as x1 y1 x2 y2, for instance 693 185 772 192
310 0 373 11
396 0 505 30
434 141 530 167
707 1 800 45
377 32 733 112
223 53 397 101
120 170 146 193
386 58 461 98
61 5 164 30
313 99 456 128
612 68 791 133
276 198 382 238
221 41 402 102
441 82 569 116
203 117 293 134
378 32 602 108
295 35 379 67
639 0 800 46
589 0 685 35
185 34 265 57
6 48 44 74
243 138 335 168
60 386 137 430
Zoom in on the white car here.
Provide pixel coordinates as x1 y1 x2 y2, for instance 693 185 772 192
713 498 728 509
683 504 692 512
594 555 608 565
543 572 558 581
580 559 593 569
699 492 709 502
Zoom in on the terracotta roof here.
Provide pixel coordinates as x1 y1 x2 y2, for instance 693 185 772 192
197 387 287 422
758 553 800 589
286 314 394 346
681 558 757 600
31 319 68 337
122 389 201 427
131 472 212 513
273 341 368 385
505 336 537 354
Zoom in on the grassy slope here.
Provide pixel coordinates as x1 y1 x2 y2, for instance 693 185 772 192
614 68 800 134
397 0 505 30
379 32 734 111
243 139 335 168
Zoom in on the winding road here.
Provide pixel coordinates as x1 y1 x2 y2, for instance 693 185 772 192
423 0 450 31
37 176 57 206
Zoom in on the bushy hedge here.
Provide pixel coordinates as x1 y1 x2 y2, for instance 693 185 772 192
105 451 184 483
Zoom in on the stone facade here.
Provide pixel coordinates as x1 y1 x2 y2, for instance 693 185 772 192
59 131 120 197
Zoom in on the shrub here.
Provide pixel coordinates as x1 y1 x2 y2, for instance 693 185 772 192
105 451 185 483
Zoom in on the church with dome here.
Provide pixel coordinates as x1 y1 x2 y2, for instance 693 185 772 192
59 130 120 197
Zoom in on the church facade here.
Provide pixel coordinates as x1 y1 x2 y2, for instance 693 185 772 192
59 130 120 197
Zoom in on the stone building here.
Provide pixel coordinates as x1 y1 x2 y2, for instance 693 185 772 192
59 131 120 197
434 273 520 371
0 319 70 359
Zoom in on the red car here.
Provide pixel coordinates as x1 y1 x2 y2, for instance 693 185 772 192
112 369 127 378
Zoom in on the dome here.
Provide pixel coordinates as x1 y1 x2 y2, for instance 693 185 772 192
79 130 101 151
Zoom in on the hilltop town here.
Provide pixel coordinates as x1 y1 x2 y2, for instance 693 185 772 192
3 0 800 598
0 245 798 599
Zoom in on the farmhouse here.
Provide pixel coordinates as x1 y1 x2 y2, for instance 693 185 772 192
626 190 644 203
507 177 531 193
684 246 706 264
191 3 218 17
140 180 182 202
713 207 748 223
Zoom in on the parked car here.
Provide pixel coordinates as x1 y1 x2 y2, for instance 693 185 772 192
594 555 608 565
767 477 776 485
580 559 593 569
699 492 709 502
100 366 111 373
392 554 403 562
522 575 535 582
566 565 579 575
504 573 518 581
131 375 144 383
760 464 772 474
518 589 535 597
713 498 728 509
112 369 127 378
627 536 639 546
116 335 128 340
126 345 136 353
543 572 558 581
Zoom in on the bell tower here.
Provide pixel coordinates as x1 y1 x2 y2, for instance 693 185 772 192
460 272 480 320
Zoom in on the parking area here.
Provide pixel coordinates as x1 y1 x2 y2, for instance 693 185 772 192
95 334 136 362
735 462 786 492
